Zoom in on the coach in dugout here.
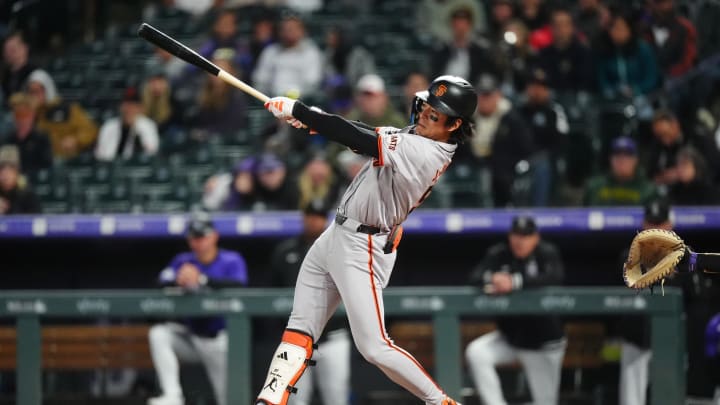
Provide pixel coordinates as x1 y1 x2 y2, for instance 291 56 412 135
147 212 248 405
465 215 566 405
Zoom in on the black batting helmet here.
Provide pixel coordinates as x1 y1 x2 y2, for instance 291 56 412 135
426 75 477 122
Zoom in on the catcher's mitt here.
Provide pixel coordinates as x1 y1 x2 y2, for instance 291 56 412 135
623 229 687 289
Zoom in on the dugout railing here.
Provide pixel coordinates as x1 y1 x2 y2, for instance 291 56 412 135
0 287 684 405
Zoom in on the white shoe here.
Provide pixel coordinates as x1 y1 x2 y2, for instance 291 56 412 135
147 395 184 405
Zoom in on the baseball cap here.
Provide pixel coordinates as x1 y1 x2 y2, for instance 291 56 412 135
510 215 538 235
0 145 20 168
256 153 285 173
303 198 331 217
356 74 385 94
644 199 670 225
476 73 498 95
186 211 215 238
611 136 637 155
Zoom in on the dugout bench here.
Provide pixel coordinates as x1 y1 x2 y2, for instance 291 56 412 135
0 287 684 405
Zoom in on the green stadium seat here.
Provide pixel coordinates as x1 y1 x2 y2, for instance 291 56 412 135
131 165 176 201
83 183 135 214
39 184 77 214
442 163 488 208
118 154 156 181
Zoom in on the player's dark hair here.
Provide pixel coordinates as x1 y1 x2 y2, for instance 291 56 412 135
447 118 474 144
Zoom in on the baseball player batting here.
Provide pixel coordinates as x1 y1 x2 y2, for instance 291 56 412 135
255 75 477 405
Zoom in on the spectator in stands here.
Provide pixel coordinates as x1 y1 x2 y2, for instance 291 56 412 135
27 69 98 161
297 154 339 211
488 0 517 43
196 9 252 79
269 198 351 405
518 68 569 206
495 19 537 96
249 16 275 66
616 198 672 405
323 25 375 87
595 10 660 101
189 48 247 137
252 13 322 97
2 92 51 172
147 212 248 405
430 6 499 85
145 47 186 86
346 74 406 128
468 74 533 207
519 0 552 50
416 0 488 43
668 146 719 205
202 156 255 212
640 0 697 78
0 145 39 214
519 0 549 31
1 32 35 103
206 153 298 212
536 7 595 94
583 136 656 206
647 109 720 186
573 0 610 45
402 71 430 116
249 152 298 211
141 68 183 135
95 87 159 161
465 214 566 405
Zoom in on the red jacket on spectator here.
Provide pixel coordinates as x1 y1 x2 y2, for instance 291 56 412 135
642 13 697 78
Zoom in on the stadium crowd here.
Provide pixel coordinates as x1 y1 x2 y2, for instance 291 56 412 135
0 0 719 215
2 1 720 404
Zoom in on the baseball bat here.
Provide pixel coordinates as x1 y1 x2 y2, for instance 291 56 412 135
137 23 269 103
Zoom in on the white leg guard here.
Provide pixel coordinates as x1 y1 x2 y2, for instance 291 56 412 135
257 329 315 405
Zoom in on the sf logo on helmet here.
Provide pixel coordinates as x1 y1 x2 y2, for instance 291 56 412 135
434 84 448 97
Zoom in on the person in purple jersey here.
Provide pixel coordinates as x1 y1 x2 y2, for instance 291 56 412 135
147 212 248 405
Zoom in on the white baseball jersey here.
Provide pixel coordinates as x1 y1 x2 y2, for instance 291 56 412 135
260 124 458 405
337 128 456 230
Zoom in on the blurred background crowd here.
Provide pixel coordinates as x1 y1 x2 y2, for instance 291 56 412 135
1 0 719 216
2 0 720 404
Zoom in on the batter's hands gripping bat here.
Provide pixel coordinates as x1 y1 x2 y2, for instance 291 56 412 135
137 23 269 103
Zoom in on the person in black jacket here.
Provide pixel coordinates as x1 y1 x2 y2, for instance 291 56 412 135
465 215 566 405
518 68 569 206
430 7 499 85
269 199 351 405
536 7 595 94
463 74 534 207
647 109 720 185
668 146 719 206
